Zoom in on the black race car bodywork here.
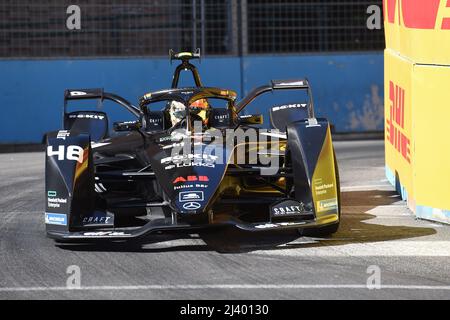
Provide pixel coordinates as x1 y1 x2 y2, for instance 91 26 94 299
44 51 340 241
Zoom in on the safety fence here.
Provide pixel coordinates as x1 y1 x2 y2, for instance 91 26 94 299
0 0 384 58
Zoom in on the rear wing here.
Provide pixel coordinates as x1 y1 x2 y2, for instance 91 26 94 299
63 88 141 118
236 79 315 118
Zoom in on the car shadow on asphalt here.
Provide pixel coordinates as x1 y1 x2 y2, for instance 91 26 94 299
56 190 437 254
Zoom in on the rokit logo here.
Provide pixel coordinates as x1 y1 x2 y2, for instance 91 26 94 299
386 81 410 163
69 113 105 120
47 145 85 163
272 103 307 112
384 0 450 30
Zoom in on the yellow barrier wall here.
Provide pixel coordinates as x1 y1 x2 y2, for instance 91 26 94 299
384 0 450 224
384 0 450 64
384 50 414 209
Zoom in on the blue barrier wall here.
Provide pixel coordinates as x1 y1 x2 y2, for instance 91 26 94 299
0 53 383 143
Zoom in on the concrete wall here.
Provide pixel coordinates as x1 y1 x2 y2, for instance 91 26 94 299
0 53 383 143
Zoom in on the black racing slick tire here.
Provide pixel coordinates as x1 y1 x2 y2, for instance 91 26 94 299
298 149 341 237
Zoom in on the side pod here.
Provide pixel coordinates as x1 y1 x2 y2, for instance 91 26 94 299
45 131 95 234
286 119 340 225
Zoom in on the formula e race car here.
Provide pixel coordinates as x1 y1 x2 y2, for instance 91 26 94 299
44 50 340 241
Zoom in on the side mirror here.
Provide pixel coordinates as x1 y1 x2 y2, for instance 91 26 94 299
239 114 263 125
113 120 141 132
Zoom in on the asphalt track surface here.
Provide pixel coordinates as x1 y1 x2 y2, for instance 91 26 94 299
0 140 449 300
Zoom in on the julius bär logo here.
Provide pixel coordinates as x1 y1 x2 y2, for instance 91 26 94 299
386 81 410 163
384 0 450 30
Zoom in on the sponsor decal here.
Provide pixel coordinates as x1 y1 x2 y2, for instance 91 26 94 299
255 221 305 229
214 114 229 120
306 118 320 128
68 113 105 120
82 215 112 225
94 183 107 193
255 223 279 229
174 183 208 190
182 202 201 210
56 130 70 140
272 103 307 112
47 190 57 197
179 191 204 202
47 197 68 209
271 199 307 218
158 132 186 142
314 182 334 196
83 231 129 237
47 145 84 163
162 153 217 170
159 136 173 142
272 205 304 216
45 213 67 226
386 81 411 163
317 198 338 213
70 91 87 96
173 175 209 184
384 0 450 30
91 142 110 149
277 81 305 86
148 117 162 124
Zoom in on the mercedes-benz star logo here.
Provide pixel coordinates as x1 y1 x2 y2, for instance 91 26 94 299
183 202 201 210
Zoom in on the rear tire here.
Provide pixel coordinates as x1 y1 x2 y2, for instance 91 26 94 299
298 148 341 237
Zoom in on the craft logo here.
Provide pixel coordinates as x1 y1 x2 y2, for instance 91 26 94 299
384 0 450 30
386 81 410 163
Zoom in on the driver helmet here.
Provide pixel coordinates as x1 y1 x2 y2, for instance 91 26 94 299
190 99 210 125
169 101 187 126
168 99 210 126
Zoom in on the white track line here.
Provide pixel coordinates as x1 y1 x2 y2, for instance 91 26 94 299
341 185 393 191
1 284 450 292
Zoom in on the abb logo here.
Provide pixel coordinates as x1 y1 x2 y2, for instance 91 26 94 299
173 175 209 184
386 81 410 163
384 0 450 29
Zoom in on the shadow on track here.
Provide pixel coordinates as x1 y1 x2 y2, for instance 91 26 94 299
56 189 437 253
